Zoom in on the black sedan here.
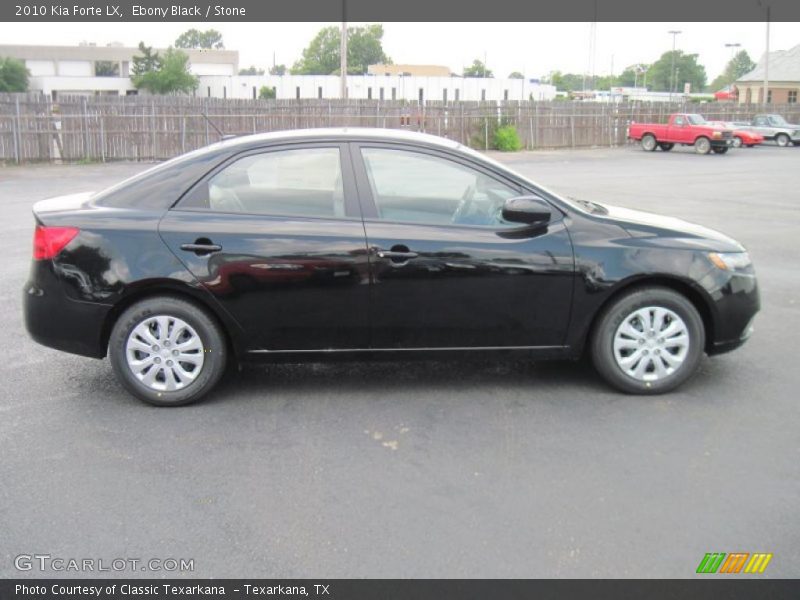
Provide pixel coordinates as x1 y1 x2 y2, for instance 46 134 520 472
24 129 759 406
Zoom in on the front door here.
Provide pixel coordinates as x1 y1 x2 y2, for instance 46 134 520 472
159 144 371 351
351 144 574 349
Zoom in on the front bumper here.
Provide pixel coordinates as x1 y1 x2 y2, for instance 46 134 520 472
706 271 760 356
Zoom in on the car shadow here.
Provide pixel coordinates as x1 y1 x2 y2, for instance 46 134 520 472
211 356 609 400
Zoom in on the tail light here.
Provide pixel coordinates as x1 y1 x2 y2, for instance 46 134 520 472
33 225 79 260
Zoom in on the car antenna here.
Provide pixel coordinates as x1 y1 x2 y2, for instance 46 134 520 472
201 111 237 142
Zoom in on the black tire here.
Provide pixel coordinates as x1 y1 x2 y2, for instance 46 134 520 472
659 142 674 151
694 137 711 155
590 287 705 394
733 136 743 148
109 296 227 406
775 133 790 147
641 134 657 152
712 146 729 154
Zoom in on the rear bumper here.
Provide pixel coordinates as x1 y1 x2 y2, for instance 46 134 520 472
23 274 110 359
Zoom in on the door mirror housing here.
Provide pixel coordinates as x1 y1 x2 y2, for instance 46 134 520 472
502 196 552 225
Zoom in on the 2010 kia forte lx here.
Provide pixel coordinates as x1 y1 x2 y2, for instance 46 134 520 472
23 129 759 406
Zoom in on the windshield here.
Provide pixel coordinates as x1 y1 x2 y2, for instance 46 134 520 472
687 114 707 125
769 115 789 126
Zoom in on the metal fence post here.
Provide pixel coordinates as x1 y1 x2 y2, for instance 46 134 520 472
13 97 21 164
99 115 106 162
82 97 90 160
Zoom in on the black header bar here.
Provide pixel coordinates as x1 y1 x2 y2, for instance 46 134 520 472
2 0 800 22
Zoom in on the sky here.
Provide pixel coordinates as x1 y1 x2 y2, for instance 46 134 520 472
0 21 798 81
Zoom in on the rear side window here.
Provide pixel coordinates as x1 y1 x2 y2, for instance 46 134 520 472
180 148 345 219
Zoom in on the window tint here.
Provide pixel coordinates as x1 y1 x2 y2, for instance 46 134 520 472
361 148 520 227
184 148 345 218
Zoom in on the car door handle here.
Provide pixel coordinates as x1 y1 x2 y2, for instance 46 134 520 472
180 242 222 254
377 250 418 260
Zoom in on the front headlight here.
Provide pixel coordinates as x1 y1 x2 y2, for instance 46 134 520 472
708 251 752 271
712 131 722 138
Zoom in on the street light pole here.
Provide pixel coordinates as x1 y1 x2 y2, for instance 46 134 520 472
668 30 682 102
764 5 770 105
339 0 347 99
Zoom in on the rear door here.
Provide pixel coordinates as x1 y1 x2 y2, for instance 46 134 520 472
350 142 575 350
159 143 371 351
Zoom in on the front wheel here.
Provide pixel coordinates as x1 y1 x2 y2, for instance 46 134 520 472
733 136 743 148
641 134 657 152
590 287 705 394
776 133 790 147
109 296 227 406
694 137 711 154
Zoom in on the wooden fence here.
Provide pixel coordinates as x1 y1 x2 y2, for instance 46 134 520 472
2 93 799 163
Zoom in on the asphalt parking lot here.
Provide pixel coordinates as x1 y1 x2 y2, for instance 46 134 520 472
1 143 798 578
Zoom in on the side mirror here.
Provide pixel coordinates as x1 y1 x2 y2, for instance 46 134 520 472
502 196 552 225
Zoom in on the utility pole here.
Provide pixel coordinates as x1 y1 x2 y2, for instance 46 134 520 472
668 30 682 102
764 5 770 105
340 0 347 99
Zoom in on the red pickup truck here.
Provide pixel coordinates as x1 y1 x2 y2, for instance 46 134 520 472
628 113 734 154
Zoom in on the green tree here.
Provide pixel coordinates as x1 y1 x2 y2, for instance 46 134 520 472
547 71 585 91
238 65 265 75
709 50 756 91
258 85 276 100
0 57 29 91
94 60 119 77
616 63 650 87
131 42 160 77
132 47 198 94
508 71 524 79
175 28 224 49
646 50 707 93
463 59 493 78
292 24 390 75
269 64 287 76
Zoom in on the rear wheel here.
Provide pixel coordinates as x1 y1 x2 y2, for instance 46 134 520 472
590 287 705 394
712 146 729 154
694 137 711 154
776 133 790 147
733 136 743 148
658 142 674 151
109 296 227 406
641 134 657 152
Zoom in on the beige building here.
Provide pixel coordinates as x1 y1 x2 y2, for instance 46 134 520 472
0 43 239 96
736 44 800 104
367 64 452 77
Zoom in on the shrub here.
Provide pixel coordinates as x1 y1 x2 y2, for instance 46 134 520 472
494 124 522 151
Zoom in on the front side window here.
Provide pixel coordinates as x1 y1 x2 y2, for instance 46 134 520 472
183 148 345 218
360 147 520 227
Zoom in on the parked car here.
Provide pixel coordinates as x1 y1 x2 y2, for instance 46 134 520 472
23 129 760 406
708 121 764 148
747 114 800 147
628 113 734 154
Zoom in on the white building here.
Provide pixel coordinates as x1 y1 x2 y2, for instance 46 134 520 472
0 43 238 97
198 74 556 102
0 43 557 102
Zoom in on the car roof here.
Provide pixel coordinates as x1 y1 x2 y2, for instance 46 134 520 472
208 127 464 152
